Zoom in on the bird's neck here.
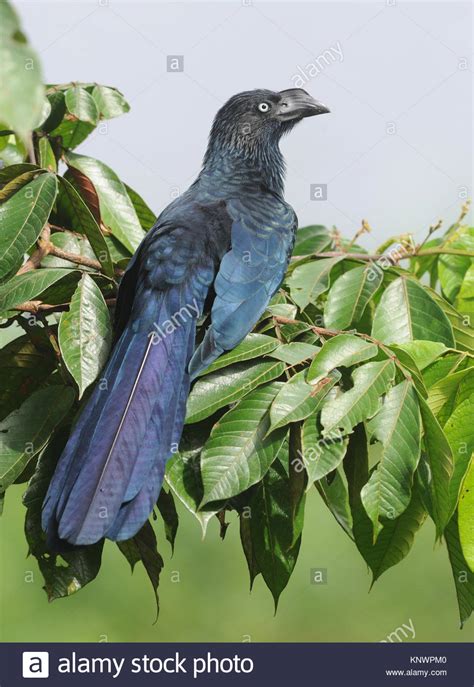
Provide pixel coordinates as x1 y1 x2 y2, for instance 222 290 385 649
199 142 286 196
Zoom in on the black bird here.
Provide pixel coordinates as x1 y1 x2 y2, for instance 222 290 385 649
42 88 330 546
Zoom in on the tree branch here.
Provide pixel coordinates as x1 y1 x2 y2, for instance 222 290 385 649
13 298 117 315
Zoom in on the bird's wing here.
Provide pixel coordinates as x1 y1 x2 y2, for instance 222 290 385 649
188 197 296 377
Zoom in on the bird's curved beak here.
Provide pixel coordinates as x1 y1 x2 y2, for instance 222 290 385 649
276 89 330 121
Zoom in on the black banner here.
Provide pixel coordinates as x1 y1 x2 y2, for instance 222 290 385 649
1 642 472 686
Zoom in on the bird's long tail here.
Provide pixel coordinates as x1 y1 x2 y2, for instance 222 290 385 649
42 283 199 546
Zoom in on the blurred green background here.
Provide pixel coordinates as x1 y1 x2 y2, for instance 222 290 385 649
1 474 472 643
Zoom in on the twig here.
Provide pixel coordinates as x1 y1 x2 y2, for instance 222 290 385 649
16 225 51 274
290 246 474 263
272 315 411 381
13 298 117 315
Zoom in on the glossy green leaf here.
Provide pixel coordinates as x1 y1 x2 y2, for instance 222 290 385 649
307 334 377 383
117 521 163 621
200 382 287 506
0 268 76 312
57 176 114 277
316 468 353 538
249 457 302 609
65 86 99 125
268 342 319 366
38 136 56 172
0 172 57 278
324 264 382 330
185 359 285 424
361 381 421 539
200 333 280 376
444 395 474 516
418 394 454 536
395 341 448 371
66 152 146 252
157 488 179 554
92 85 130 120
292 224 332 256
321 359 396 434
458 460 474 572
344 426 426 583
0 385 75 494
287 256 341 310
372 277 454 347
23 428 104 601
0 332 56 420
0 167 43 203
58 274 112 397
269 369 340 431
301 413 348 484
444 512 473 627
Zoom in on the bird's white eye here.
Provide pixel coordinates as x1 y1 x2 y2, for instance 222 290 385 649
258 102 271 113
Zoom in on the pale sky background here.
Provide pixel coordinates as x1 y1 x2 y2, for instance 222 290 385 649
17 0 473 248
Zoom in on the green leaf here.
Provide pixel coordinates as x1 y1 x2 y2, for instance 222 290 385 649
324 264 382 330
372 277 455 347
301 413 348 483
65 86 98 125
0 162 39 184
321 359 396 434
117 521 164 621
200 333 280 376
58 273 112 397
316 469 353 538
455 263 474 317
292 225 332 255
423 352 468 389
418 394 454 536
200 382 287 506
458 460 474 572
240 512 260 589
23 427 104 600
428 368 473 420
0 332 56 420
157 488 179 554
0 2 44 136
430 291 474 352
444 396 474 518
56 176 114 277
0 385 75 494
307 334 378 383
185 359 285 424
124 183 155 232
66 152 146 252
444 511 473 627
361 381 421 539
0 167 44 203
344 425 426 583
0 268 76 312
165 434 217 537
249 457 302 609
287 257 341 310
38 136 56 172
0 172 57 278
268 342 319 366
388 345 428 399
92 85 130 120
395 341 448 371
366 486 426 584
269 369 340 431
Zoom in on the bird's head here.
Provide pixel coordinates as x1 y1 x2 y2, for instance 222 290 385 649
205 88 329 161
